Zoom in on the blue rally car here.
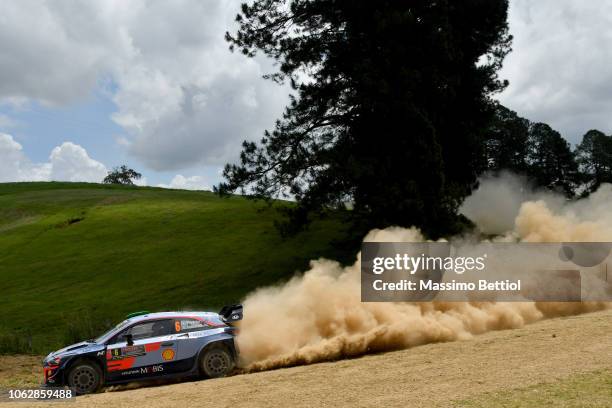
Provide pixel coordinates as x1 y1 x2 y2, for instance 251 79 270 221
42 305 243 394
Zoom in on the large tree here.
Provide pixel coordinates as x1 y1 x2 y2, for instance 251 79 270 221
486 104 530 173
485 106 580 197
575 129 612 192
525 123 578 197
218 0 511 238
103 165 142 186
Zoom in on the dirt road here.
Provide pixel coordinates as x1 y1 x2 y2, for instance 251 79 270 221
3 309 610 407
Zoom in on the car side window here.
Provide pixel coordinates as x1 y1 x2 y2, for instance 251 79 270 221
175 318 210 333
112 319 174 343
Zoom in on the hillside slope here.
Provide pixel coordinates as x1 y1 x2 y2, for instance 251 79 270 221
4 309 609 407
0 182 346 353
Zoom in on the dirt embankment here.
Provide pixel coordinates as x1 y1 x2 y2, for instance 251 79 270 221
3 309 609 408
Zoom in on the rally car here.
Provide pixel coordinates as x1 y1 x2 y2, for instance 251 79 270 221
42 305 243 394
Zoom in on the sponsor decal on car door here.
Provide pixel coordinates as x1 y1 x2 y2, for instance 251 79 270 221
105 319 178 381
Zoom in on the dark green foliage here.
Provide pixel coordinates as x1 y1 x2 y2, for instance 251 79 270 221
218 0 512 239
103 165 142 186
525 122 579 197
486 104 530 173
575 129 612 193
0 332 33 355
486 106 579 197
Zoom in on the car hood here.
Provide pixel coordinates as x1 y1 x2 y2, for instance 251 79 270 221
46 341 104 361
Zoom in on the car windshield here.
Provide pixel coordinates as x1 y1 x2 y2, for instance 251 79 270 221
94 319 131 343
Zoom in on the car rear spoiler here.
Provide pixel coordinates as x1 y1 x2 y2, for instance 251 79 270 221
219 304 243 323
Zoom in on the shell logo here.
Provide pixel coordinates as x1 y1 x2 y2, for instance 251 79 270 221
161 349 175 361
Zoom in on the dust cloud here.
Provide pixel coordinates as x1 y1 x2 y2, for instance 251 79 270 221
459 171 565 235
236 176 611 371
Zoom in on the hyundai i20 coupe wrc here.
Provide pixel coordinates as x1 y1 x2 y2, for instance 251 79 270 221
42 305 243 394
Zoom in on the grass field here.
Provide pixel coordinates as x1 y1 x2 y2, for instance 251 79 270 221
0 182 347 354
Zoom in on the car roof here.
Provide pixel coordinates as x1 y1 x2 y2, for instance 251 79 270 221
126 311 218 324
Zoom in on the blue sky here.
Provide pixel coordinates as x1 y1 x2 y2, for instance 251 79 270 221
0 89 222 187
3 91 122 164
1 0 611 189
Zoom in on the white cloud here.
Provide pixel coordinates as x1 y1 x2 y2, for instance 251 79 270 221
500 0 612 142
133 176 148 187
47 142 108 182
0 133 37 182
0 1 121 106
0 133 107 183
0 1 286 171
158 174 209 191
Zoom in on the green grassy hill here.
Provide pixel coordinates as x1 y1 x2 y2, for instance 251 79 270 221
0 182 347 354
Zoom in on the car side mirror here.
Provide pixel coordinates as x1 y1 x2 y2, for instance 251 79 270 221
125 333 134 346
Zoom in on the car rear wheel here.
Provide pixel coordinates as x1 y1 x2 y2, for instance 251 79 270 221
200 345 234 378
67 362 102 395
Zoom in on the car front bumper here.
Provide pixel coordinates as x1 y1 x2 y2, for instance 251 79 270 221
42 364 66 387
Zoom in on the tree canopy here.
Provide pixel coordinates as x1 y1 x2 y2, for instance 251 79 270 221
525 122 578 196
218 0 512 239
486 104 530 173
575 129 612 193
486 106 612 198
103 165 142 186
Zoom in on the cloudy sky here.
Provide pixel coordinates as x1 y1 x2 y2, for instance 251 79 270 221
0 0 611 189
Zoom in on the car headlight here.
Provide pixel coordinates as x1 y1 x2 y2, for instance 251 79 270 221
46 356 61 367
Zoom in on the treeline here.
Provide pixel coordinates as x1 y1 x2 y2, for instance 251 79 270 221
487 105 612 197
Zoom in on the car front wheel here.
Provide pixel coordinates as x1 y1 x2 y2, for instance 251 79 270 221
67 361 102 395
199 345 234 378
